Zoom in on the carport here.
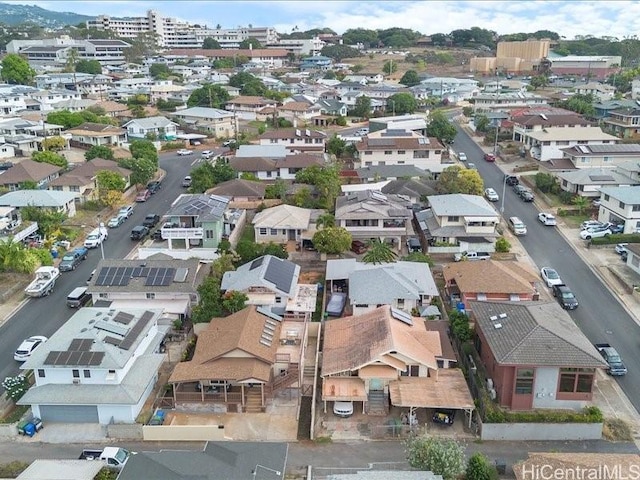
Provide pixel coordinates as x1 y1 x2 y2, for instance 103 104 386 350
322 377 368 414
388 369 475 428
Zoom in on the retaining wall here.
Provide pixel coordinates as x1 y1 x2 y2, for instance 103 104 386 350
142 424 226 441
106 423 143 440
481 422 603 441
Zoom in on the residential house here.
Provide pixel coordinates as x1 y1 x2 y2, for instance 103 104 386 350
221 255 300 314
160 194 230 251
596 186 640 234
472 92 548 111
470 301 608 410
18 307 167 424
510 112 593 143
123 116 178 140
66 122 127 148
87 255 201 319
325 259 439 316
277 101 322 123
224 96 277 121
50 98 98 112
171 107 235 138
617 160 640 182
313 98 348 117
521 126 618 162
0 142 15 159
300 55 332 71
415 194 500 252
166 48 288 68
207 179 266 202
624 244 640 275
335 190 413 247
381 179 437 206
27 89 82 112
592 98 638 119
95 100 131 119
0 206 38 243
361 83 408 101
0 190 78 217
355 165 431 183
443 261 539 308
48 158 132 203
574 82 616 101
556 168 638 199
7 38 131 66
253 204 322 245
0 159 63 191
343 73 385 84
118 442 288 480
558 143 640 170
230 152 324 180
258 128 326 154
602 108 640 139
321 305 473 416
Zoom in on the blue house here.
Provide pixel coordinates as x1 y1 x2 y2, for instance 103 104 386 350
300 55 332 71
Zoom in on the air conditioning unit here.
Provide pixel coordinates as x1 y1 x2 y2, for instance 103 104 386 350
72 379 81 385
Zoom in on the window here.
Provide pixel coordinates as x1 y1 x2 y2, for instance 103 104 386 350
633 205 640 212
603 156 611 162
619 202 625 209
146 292 155 299
398 150 405 154
477 293 487 301
401 365 420 376
514 368 534 394
397 299 405 309
270 229 278 235
384 150 392 155
38 369 45 378
259 228 267 235
72 369 80 378
558 368 595 393
99 293 108 299
447 216 459 222
275 296 282 303
83 370 91 378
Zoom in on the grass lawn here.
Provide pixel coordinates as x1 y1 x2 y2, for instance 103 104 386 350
559 214 591 228
239 225 255 243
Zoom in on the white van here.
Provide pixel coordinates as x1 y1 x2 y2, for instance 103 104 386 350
84 224 108 248
509 216 527 236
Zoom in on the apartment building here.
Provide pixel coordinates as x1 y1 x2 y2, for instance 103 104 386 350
7 37 130 66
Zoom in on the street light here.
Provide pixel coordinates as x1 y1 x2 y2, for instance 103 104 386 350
97 216 105 260
500 174 507 215
252 464 282 479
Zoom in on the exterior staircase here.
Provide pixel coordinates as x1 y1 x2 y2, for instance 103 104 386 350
244 389 263 413
367 390 388 416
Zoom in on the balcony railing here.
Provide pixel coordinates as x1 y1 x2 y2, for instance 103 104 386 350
160 227 203 240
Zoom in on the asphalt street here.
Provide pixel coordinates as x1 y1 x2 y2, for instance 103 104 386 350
0 151 196 389
453 126 640 412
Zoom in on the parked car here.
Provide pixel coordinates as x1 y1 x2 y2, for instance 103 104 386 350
143 214 160 228
147 181 161 194
222 139 236 147
406 237 422 253
59 247 88 272
580 227 611 240
201 150 213 159
615 243 628 255
467 162 477 170
484 187 499 202
519 189 535 202
483 153 496 162
14 336 47 361
610 224 624 234
66 286 91 308
182 176 192 188
595 343 627 376
552 284 578 310
505 175 519 186
458 152 467 162
351 240 367 254
107 215 126 228
333 401 354 418
118 205 135 219
540 267 563 287
130 225 149 241
135 189 151 202
580 220 604 231
454 251 491 262
537 212 557 226
176 149 193 156
513 184 527 195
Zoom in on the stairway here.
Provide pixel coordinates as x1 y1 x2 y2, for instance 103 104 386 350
244 389 263 413
367 390 388 416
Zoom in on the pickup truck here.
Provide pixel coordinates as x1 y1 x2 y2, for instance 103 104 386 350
84 224 108 249
58 247 88 272
552 284 578 310
595 343 628 376
453 251 491 262
143 214 160 228
24 266 60 297
79 447 133 470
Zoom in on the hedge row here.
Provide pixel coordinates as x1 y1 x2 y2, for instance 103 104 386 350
484 405 603 424
591 234 640 245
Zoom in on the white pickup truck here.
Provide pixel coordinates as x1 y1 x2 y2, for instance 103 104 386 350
84 224 108 249
79 447 133 470
453 251 491 262
24 266 60 297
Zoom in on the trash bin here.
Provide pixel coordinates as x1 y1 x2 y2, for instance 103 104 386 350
50 249 58 259
23 423 36 437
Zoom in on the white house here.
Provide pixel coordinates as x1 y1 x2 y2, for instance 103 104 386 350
172 107 235 138
123 116 178 140
252 204 323 244
258 127 326 154
19 307 168 424
0 190 78 217
596 186 640 234
522 126 618 162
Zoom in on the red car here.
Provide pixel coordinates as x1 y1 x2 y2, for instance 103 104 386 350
484 153 496 162
135 189 151 202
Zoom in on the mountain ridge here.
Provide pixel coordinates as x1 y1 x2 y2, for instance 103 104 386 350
0 2 95 27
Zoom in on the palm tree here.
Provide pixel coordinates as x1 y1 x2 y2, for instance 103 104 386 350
572 195 589 214
315 213 335 230
363 239 397 264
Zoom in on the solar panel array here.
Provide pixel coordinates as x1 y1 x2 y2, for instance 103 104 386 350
113 311 135 325
68 338 93 351
250 257 264 270
119 310 155 350
44 350 105 366
94 266 176 287
264 258 296 293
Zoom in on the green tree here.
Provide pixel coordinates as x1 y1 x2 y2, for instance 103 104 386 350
2 375 30 402
560 93 596 117
352 95 372 118
427 111 457 143
326 135 347 157
41 136 65 152
32 151 67 169
64 47 79 74
0 238 37 273
405 436 465 480
20 206 66 239
240 172 258 181
495 236 511 253
474 114 490 133
186 83 231 108
295 164 341 210
149 63 171 79
534 172 557 193
315 213 335 229
466 452 498 480
436 165 484 195
363 239 397 264
75 59 102 74
188 159 234 193
572 195 589 214
96 169 126 192
400 70 421 87
129 139 158 166
402 252 434 266
192 275 223 323
202 37 221 49
229 72 266 96
320 44 362 61
18 180 38 190
449 310 472 341
312 227 352 254
221 290 248 314
265 179 287 200
383 60 398 75
1 53 35 85
239 38 262 49
342 28 379 47
387 92 417 115
292 186 314 208
529 75 549 90
85 145 114 161
118 157 156 186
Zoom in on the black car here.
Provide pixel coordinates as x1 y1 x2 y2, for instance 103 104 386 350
143 214 160 228
505 175 519 186
147 181 162 194
552 284 578 310
130 225 149 241
519 190 535 202
152 229 164 241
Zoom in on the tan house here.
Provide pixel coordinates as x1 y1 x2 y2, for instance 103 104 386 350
66 122 127 147
276 102 322 123
321 305 473 418
443 260 540 308
171 107 235 138
258 128 326 153
168 306 303 412
94 100 130 118
252 204 322 245
225 96 277 121
207 179 266 202
0 159 62 191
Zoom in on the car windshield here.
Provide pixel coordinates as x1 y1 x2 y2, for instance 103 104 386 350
546 270 559 279
62 255 74 261
114 449 129 463
562 292 575 299
608 355 622 364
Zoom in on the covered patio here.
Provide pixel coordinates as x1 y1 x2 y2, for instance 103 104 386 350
322 377 368 414
389 369 475 427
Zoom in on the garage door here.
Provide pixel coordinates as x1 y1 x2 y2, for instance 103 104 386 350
39 405 99 423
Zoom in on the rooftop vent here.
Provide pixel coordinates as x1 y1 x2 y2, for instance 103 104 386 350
493 323 503 329
499 313 507 319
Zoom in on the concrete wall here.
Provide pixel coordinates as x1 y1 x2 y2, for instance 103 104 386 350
142 425 226 441
0 423 17 438
481 422 603 441
107 423 143 440
532 367 589 409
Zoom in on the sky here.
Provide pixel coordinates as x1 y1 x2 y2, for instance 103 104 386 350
5 0 640 40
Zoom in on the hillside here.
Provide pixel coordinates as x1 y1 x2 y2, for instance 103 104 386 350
0 2 94 27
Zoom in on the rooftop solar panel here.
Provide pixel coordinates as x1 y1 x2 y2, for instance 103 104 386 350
104 336 121 347
113 312 135 325
119 310 155 351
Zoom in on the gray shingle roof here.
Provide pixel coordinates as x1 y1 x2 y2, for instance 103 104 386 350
556 168 638 186
598 185 640 204
124 116 176 129
221 255 300 298
470 301 608 368
356 164 430 180
0 189 77 207
165 194 229 223
427 194 497 217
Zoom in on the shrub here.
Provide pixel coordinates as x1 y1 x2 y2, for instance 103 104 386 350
483 405 603 424
28 248 54 266
466 452 499 480
448 310 471 342
558 191 574 204
494 236 511 253
2 375 29 402
161 141 186 151
591 233 640 245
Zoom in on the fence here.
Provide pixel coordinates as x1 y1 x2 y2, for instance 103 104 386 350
369 423 424 440
451 336 487 423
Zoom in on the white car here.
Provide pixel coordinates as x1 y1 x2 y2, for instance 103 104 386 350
484 188 499 202
118 205 135 219
176 149 193 156
615 243 628 255
580 220 603 231
333 401 354 418
14 336 47 361
201 150 213 159
467 162 477 170
540 267 563 288
580 227 612 240
458 152 467 162
538 213 557 226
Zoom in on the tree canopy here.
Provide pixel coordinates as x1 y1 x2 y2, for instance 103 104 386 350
118 157 156 186
186 83 231 108
149 63 172 79
405 436 465 480
426 111 457 143
202 37 221 49
75 59 102 74
46 109 113 129
436 165 484 195
320 44 362 61
188 159 235 193
85 145 114 161
32 151 67 169
129 139 159 167
239 38 262 49
400 70 421 87
312 227 352 254
387 92 418 115
295 164 341 210
352 96 372 118
229 72 266 96
1 53 35 85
